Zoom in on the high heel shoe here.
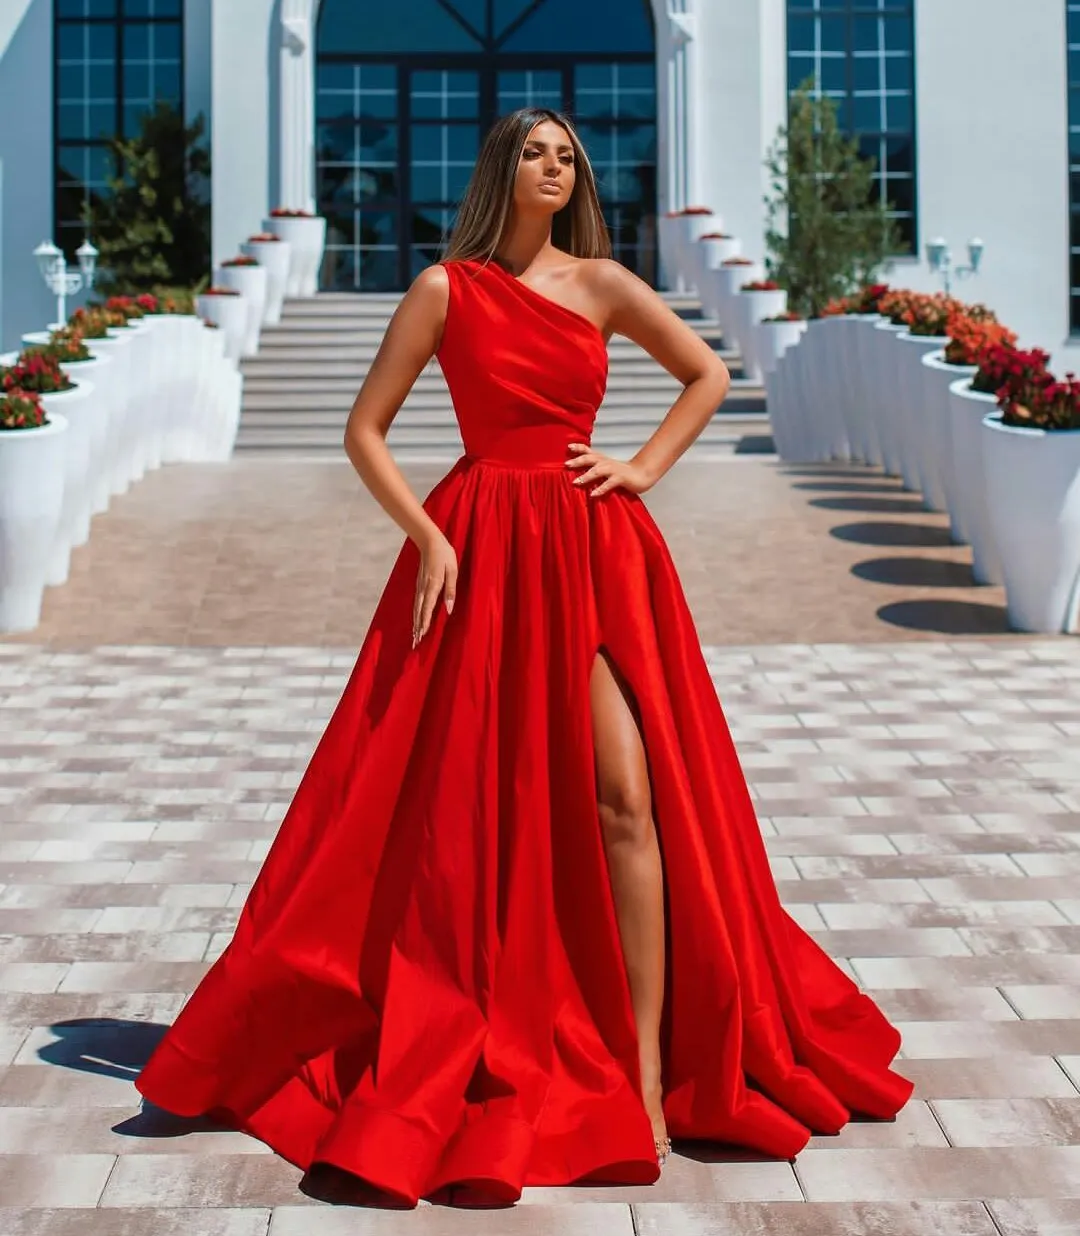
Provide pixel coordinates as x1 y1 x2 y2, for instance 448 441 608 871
655 1135 672 1168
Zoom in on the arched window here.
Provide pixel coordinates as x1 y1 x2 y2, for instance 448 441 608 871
787 0 917 252
54 0 183 256
315 0 657 291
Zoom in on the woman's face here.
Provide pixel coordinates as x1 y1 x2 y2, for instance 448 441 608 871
513 120 576 216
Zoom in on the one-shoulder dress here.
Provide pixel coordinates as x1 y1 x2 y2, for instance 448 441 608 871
135 257 913 1205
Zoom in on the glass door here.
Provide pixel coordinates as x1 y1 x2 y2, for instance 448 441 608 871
316 58 656 291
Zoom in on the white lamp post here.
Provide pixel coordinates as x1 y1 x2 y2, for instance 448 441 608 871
926 236 984 298
34 238 99 329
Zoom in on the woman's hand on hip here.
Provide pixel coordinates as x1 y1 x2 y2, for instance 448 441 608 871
413 530 458 648
565 443 654 498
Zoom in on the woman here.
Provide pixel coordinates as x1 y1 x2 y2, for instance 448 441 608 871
135 108 913 1206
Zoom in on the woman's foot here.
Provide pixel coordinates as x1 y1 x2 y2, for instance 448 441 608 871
641 1056 670 1168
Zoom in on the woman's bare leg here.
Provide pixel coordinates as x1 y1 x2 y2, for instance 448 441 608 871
589 649 668 1151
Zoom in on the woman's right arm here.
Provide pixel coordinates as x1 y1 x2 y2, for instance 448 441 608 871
343 263 457 647
343 263 449 548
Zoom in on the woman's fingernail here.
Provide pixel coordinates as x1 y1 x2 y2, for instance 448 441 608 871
446 599 454 614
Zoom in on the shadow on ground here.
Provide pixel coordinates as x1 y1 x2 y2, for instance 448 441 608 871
810 494 927 515
852 558 980 588
876 599 1012 635
831 521 955 548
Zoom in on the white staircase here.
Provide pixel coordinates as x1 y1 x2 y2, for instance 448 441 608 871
235 292 769 460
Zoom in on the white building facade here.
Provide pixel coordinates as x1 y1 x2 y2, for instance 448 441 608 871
0 0 1076 367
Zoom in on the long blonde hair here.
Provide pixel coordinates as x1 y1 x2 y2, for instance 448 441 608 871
442 108 612 263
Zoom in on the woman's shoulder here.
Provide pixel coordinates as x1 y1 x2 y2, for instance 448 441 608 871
575 257 654 312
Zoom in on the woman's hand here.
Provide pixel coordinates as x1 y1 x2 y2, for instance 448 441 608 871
565 443 655 498
413 530 458 648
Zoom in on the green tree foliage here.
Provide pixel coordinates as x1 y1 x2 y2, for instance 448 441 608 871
86 102 211 295
764 83 900 318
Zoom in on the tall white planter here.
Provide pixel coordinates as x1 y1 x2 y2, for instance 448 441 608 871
0 413 68 632
770 331 821 462
265 214 327 297
733 288 787 384
921 352 976 530
829 315 876 466
670 211 716 293
872 321 908 477
110 322 152 484
241 238 292 325
39 382 96 587
949 379 1003 585
217 264 268 356
849 316 885 467
895 332 950 503
81 332 135 499
57 355 111 536
693 232 737 298
713 261 762 346
755 318 806 377
981 413 1080 634
198 292 247 363
803 318 847 462
158 315 205 463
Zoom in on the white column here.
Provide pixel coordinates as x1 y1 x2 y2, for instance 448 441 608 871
653 0 697 216
279 0 317 214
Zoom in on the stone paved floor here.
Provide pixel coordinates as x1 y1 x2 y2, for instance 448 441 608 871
8 457 1015 647
1 458 1078 1233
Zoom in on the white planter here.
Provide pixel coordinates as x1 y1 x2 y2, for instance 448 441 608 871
57 355 111 541
39 382 97 587
670 211 717 293
713 262 762 345
981 413 1080 634
804 317 847 462
217 264 268 356
80 332 135 499
827 315 875 466
896 331 950 503
692 231 735 294
241 239 292 325
158 315 205 463
198 292 247 363
0 413 68 632
104 323 151 484
872 321 908 477
265 214 327 297
921 351 976 531
732 288 787 383
754 318 806 377
949 379 1003 586
848 316 885 467
768 333 818 462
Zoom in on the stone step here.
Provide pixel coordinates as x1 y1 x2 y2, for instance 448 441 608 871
240 363 744 387
239 386 767 414
237 408 771 431
247 332 730 354
234 423 762 453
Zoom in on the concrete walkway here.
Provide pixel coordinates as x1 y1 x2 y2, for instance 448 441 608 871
0 458 1077 1234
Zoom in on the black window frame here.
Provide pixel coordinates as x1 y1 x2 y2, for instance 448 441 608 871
54 0 185 258
786 0 918 255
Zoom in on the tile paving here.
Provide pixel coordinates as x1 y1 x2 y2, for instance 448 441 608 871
0 457 1078 1232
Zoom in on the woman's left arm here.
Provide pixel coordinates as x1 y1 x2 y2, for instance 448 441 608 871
565 259 731 498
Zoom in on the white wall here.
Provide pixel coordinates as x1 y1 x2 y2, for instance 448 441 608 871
210 0 275 266
899 0 1074 368
692 0 787 265
0 0 54 352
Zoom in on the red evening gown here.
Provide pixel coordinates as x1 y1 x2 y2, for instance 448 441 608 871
135 257 913 1204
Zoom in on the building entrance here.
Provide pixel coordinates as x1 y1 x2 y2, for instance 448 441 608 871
315 1 657 291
